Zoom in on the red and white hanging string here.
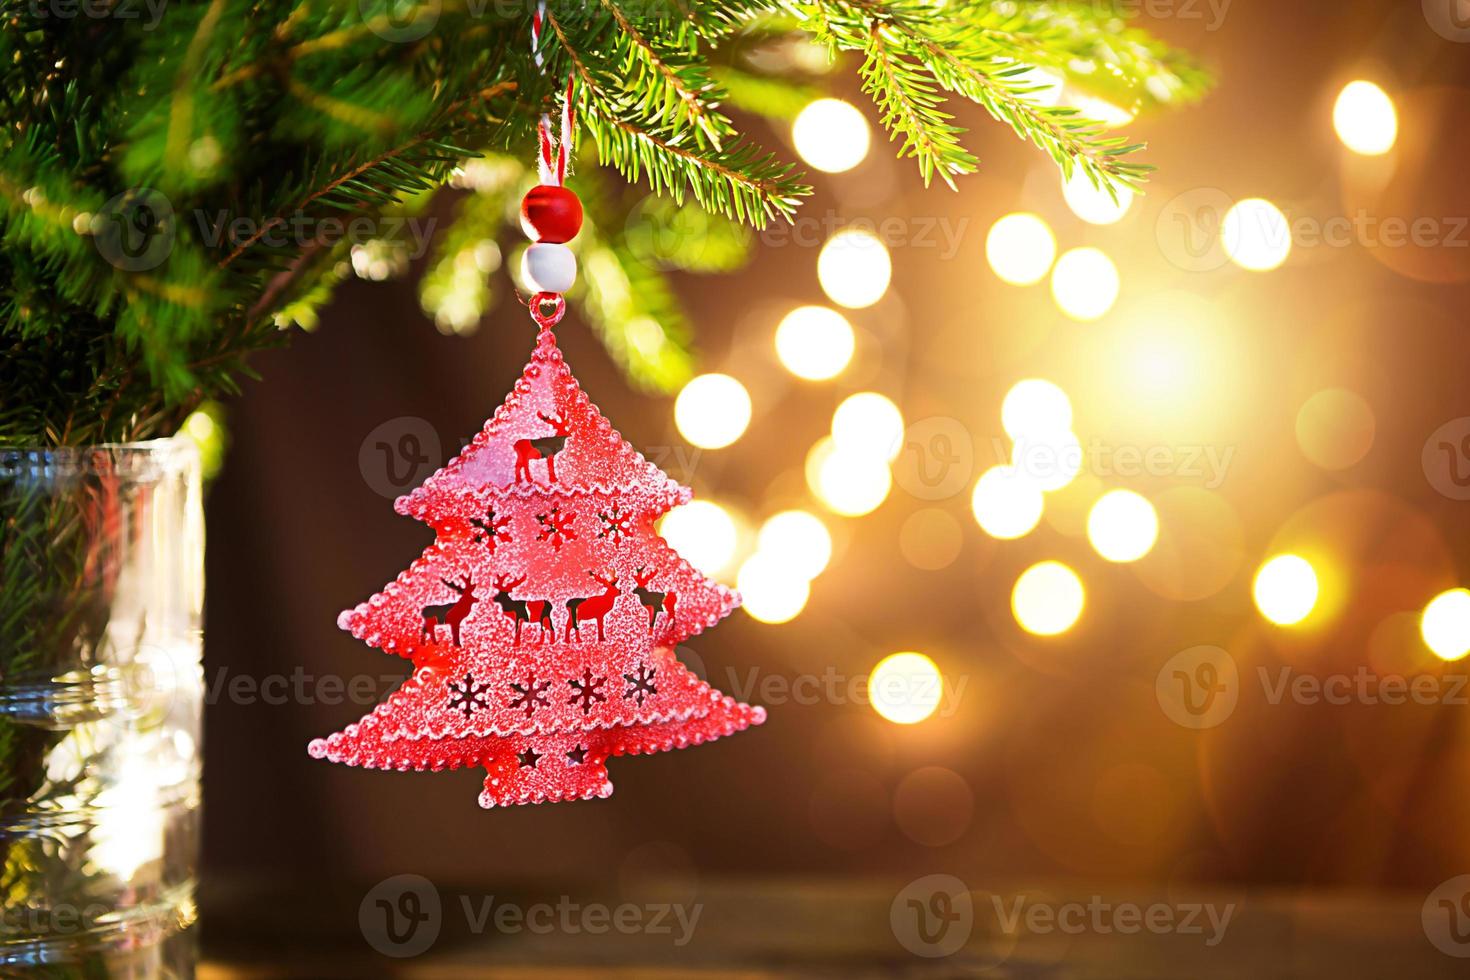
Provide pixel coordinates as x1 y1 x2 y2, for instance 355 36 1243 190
523 0 583 329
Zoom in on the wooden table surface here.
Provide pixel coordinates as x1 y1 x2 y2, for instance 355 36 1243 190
198 875 1467 978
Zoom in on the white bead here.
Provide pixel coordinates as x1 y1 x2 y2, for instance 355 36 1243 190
522 242 577 293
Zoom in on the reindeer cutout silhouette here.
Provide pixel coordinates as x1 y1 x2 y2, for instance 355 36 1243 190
565 570 622 643
489 573 556 646
421 577 477 647
633 566 677 632
514 412 572 484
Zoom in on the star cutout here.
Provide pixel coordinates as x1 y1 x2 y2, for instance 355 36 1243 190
566 744 588 765
517 747 541 768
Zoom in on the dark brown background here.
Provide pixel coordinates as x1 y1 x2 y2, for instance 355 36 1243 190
200 0 1470 945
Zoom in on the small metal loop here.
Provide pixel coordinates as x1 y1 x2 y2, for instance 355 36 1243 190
529 291 566 329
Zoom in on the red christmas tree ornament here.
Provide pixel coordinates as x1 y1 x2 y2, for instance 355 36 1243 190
308 324 766 807
520 184 583 243
311 23 762 808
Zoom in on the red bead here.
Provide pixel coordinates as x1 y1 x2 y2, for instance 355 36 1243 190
520 185 583 243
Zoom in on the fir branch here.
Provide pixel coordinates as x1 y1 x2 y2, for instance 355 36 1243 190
547 9 809 226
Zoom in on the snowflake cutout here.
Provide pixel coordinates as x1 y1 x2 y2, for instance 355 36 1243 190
535 506 577 551
597 505 632 544
623 662 658 706
567 668 608 716
446 672 489 717
507 675 552 718
469 506 512 553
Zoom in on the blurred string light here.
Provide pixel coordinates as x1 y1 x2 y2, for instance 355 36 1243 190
1001 378 1082 493
1068 91 1136 128
818 229 891 308
1012 430 1082 492
831 392 905 462
674 373 751 449
986 212 1057 286
1222 198 1292 272
775 306 855 381
1051 247 1120 321
1421 589 1470 662
1012 560 1086 636
1086 490 1159 563
792 98 871 173
971 465 1044 540
1333 80 1397 156
737 553 810 624
1062 171 1133 225
807 437 892 517
659 500 738 578
1253 553 1319 626
867 652 943 724
1013 66 1064 106
757 510 833 580
1295 388 1376 471
1002 379 1073 439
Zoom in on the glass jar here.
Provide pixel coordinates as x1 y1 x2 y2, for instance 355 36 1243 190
0 439 202 977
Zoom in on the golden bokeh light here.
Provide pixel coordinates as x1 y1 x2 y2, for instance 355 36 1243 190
757 509 833 581
1069 91 1136 128
831 391 905 462
813 444 892 517
674 373 751 449
1001 378 1073 440
1011 561 1086 636
1086 489 1159 563
1014 66 1064 107
791 98 871 173
1253 553 1319 626
1051 247 1120 321
1295 388 1376 471
899 508 964 571
1010 430 1083 492
1062 171 1133 225
985 212 1057 286
659 500 739 578
893 766 974 846
818 229 892 308
971 465 1045 540
1223 198 1292 272
867 652 943 725
775 305 856 381
1333 80 1397 156
1421 588 1470 662
737 553 811 624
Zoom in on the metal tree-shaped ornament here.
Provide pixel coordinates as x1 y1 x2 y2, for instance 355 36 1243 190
309 83 764 806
